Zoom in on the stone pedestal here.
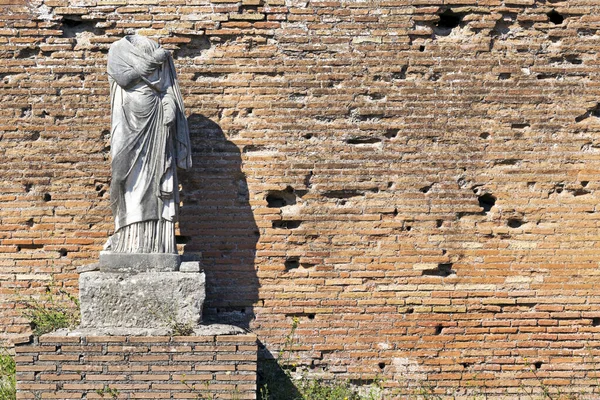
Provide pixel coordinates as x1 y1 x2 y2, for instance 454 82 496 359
80 253 205 329
80 271 205 329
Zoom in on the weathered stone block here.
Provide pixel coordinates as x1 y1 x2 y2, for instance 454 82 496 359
79 271 205 329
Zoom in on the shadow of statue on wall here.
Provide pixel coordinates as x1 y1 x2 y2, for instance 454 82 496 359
178 114 260 330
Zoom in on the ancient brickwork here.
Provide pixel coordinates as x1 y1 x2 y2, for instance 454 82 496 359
2 0 600 396
14 334 257 399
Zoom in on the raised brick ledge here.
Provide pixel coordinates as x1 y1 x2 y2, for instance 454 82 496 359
15 333 257 399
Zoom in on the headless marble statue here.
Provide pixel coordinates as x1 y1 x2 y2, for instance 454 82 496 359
104 35 191 254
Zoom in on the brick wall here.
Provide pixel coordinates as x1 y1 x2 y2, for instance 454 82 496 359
15 334 257 399
3 0 600 395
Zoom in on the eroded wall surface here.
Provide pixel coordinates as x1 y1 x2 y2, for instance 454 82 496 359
2 0 600 395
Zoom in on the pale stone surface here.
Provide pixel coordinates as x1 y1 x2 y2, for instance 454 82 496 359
99 251 181 273
76 263 99 273
79 271 205 329
46 324 246 337
180 261 201 272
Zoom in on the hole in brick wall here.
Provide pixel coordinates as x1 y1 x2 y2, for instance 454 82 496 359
550 183 564 194
384 129 398 139
323 189 363 199
289 92 307 100
494 158 522 165
369 93 385 101
461 362 472 368
266 186 297 208
592 317 600 326
507 219 524 228
565 55 583 65
310 360 316 369
575 104 600 122
285 257 300 270
21 106 31 118
43 193 51 202
308 313 315 320
24 183 32 192
480 132 490 139
346 136 382 145
547 10 564 25
419 184 433 193
378 362 385 370
419 45 426 52
581 181 589 187
61 17 103 38
422 263 455 277
569 188 590 197
19 244 44 250
393 208 398 217
436 220 443 228
478 193 496 213
16 47 39 58
404 225 412 232
59 248 68 257
304 171 313 188
173 35 212 59
441 249 447 255
498 73 511 80
436 9 462 33
175 235 191 244
406 307 414 314
303 133 313 139
243 144 266 153
25 218 34 227
537 73 558 80
392 66 407 79
534 361 543 370
434 324 443 335
193 71 227 80
30 132 40 141
511 123 530 129
272 220 302 229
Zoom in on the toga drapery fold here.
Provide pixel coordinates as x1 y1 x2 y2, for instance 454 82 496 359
106 35 191 251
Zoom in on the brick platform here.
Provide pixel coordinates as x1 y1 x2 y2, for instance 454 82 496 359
15 334 257 399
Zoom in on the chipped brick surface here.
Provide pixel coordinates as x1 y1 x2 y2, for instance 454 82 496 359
2 0 600 396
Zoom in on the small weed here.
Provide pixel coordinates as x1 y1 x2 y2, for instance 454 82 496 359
170 321 195 336
95 386 119 399
21 285 80 336
0 347 16 400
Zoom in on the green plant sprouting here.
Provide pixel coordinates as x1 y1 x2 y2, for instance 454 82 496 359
96 386 119 399
0 346 16 400
21 284 80 336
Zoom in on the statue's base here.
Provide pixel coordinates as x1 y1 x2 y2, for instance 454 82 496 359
16 329 257 400
99 251 181 273
80 269 205 329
